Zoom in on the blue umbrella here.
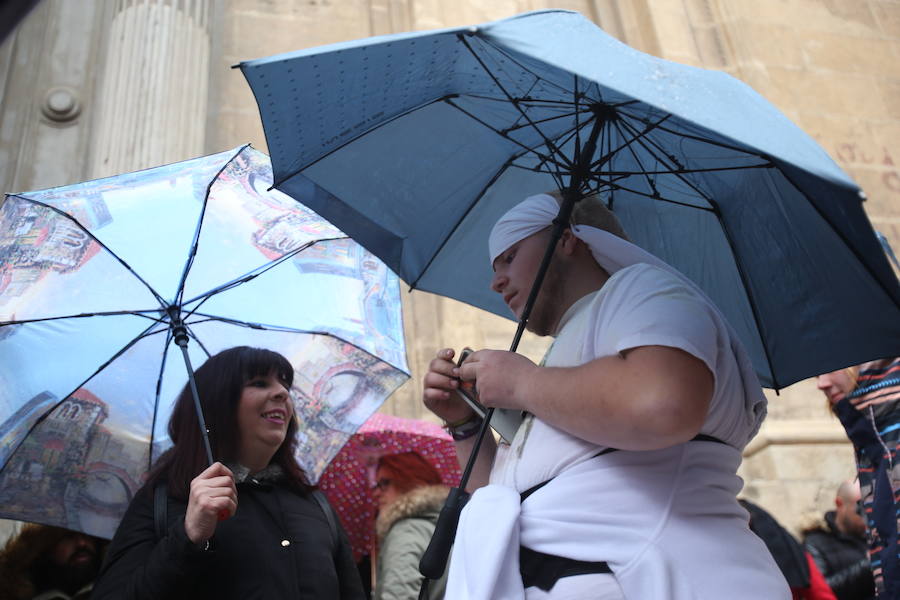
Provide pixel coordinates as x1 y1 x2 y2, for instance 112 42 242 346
238 9 900 390
0 145 409 539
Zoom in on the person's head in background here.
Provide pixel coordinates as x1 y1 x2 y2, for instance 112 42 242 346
372 451 442 511
41 528 102 594
816 367 860 407
835 479 866 538
2 524 106 599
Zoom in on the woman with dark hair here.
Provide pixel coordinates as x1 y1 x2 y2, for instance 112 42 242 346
92 346 365 599
372 451 449 600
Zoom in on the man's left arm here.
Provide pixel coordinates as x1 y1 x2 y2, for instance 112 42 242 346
458 344 712 451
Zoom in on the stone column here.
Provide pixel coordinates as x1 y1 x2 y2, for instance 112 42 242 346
89 0 213 178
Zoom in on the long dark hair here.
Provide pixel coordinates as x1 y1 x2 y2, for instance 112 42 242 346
147 346 311 499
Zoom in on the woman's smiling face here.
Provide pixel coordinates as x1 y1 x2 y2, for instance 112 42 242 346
236 371 293 468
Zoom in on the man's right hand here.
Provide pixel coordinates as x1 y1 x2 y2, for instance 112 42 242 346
423 348 476 424
423 347 495 491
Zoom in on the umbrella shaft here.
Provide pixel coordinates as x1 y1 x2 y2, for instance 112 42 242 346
509 112 604 353
176 336 215 466
425 110 605 580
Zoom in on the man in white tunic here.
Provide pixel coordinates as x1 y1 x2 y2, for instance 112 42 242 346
423 192 790 599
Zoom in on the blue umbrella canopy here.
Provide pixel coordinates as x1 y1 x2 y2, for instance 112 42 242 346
238 9 900 389
0 146 409 538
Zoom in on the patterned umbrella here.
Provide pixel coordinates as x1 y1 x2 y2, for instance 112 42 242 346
0 146 409 539
318 413 461 561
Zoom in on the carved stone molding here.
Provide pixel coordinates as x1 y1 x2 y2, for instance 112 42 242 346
41 87 81 123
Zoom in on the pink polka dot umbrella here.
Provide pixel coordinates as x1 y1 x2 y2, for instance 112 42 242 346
318 413 461 561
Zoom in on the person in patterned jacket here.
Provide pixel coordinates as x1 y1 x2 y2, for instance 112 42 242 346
818 357 900 598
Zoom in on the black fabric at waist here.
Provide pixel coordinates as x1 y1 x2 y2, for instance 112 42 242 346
520 545 611 591
520 433 726 502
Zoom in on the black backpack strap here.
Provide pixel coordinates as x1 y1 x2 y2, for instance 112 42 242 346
154 482 168 540
311 489 339 553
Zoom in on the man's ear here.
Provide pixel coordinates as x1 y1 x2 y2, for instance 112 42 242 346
559 229 580 255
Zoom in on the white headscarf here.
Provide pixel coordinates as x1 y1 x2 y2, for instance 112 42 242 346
488 192 672 277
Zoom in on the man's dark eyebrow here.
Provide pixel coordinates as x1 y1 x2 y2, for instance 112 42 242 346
492 248 510 272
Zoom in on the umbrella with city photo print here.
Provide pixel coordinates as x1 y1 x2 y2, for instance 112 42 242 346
0 145 409 540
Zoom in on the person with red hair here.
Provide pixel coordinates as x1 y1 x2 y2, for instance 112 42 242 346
372 452 449 600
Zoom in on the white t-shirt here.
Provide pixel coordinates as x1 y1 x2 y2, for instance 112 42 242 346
491 262 767 492
455 263 787 600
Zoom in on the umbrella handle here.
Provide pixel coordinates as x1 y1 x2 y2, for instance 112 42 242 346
418 486 470 579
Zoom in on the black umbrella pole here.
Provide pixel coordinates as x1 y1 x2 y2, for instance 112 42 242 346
418 406 494 578
172 324 215 467
419 198 577 579
422 110 601 581
419 113 594 578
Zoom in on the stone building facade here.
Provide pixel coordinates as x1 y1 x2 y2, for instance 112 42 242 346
2 0 898 535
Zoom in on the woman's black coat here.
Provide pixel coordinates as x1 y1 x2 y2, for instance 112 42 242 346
92 477 365 599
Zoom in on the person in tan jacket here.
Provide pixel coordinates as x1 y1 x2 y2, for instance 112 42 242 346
372 452 450 600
